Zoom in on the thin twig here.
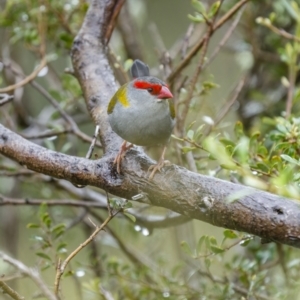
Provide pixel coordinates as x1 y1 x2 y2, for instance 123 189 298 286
204 76 246 136
73 125 100 188
214 77 246 126
82 222 103 277
53 195 118 297
0 251 57 300
177 0 224 133
203 8 244 70
181 24 195 59
168 0 250 83
86 125 100 159
0 170 35 177
0 274 24 282
0 280 25 300
176 30 211 132
0 94 14 106
23 129 71 140
0 57 47 93
3 61 102 147
88 209 147 268
66 209 88 231
0 194 106 208
88 210 161 286
30 80 101 147
260 20 300 43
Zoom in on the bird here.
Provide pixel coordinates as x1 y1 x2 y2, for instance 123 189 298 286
107 59 175 179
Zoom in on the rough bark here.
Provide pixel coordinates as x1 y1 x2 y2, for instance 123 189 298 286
1 0 300 248
1 123 300 248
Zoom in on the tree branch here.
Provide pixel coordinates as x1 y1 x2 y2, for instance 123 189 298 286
1 123 300 248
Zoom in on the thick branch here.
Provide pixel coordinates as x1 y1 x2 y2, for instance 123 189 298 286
71 0 122 152
1 124 300 248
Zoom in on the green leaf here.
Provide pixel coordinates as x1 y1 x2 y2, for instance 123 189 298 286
223 230 238 239
63 270 74 277
187 121 196 131
56 242 68 252
220 164 237 171
188 13 205 23
181 241 193 256
187 129 194 140
41 213 52 228
54 230 65 239
38 202 48 218
205 235 211 250
240 239 251 247
196 236 206 254
191 0 206 14
182 146 196 154
36 252 52 261
51 223 65 234
204 137 236 169
202 81 220 90
210 245 225 254
27 223 40 229
209 236 218 246
123 201 133 209
277 124 288 134
234 121 244 139
61 142 72 153
41 263 51 271
220 139 236 148
195 124 205 140
44 139 56 151
123 212 136 223
208 1 220 18
281 154 300 165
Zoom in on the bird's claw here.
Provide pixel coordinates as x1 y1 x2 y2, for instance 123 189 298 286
113 152 125 174
148 159 169 180
113 141 133 174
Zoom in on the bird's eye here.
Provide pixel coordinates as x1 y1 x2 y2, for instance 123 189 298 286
147 87 153 93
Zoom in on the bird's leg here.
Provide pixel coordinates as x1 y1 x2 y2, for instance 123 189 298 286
114 140 133 173
148 146 168 180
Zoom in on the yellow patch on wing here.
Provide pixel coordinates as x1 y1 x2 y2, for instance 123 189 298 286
107 84 130 114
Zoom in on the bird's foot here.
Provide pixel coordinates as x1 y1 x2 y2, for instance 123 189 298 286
113 141 133 173
148 159 170 180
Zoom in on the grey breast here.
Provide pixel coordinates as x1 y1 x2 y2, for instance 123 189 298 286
110 93 174 146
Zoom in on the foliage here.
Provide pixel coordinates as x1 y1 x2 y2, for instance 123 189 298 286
1 0 300 299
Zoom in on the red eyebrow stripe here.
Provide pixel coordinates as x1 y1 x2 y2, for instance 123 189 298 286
133 81 162 95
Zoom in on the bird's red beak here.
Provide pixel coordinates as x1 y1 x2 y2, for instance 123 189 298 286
157 86 173 99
